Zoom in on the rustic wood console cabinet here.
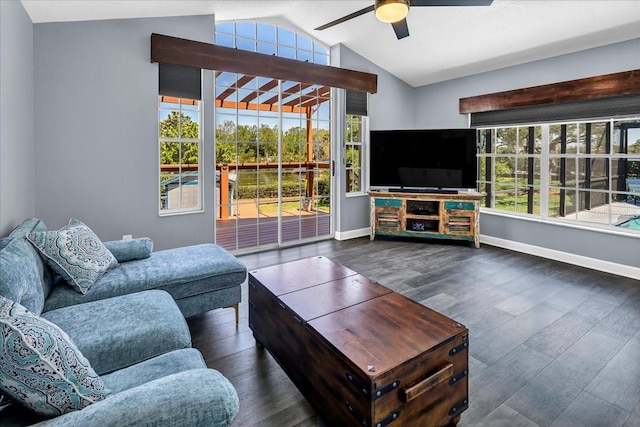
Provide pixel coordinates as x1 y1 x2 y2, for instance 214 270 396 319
369 190 484 248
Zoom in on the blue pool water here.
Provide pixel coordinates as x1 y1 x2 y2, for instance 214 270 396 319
616 216 640 230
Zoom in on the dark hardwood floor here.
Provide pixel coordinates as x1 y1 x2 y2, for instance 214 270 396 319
187 237 640 427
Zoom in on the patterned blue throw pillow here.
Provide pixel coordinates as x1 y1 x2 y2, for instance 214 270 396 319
26 219 117 294
0 296 109 416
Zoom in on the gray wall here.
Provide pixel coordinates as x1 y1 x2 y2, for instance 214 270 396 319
33 15 216 250
336 45 416 131
414 38 640 269
332 44 416 234
414 38 640 129
0 1 35 236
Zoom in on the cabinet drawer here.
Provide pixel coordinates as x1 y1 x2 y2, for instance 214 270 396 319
375 198 402 208
445 201 474 211
446 215 472 233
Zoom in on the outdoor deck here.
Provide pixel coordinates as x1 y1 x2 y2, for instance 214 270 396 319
574 201 640 225
215 200 331 252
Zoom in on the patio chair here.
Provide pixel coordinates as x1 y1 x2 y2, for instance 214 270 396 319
626 178 640 205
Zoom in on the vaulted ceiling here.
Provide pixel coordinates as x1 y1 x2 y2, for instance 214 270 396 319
20 0 640 87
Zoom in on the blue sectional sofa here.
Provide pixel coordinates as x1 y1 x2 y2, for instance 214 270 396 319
0 218 247 426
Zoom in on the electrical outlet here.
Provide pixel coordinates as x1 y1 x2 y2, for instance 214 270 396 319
122 234 133 240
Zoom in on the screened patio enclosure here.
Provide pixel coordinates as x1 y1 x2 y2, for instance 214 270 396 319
214 71 332 252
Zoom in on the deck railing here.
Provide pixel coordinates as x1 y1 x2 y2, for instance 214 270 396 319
160 163 329 219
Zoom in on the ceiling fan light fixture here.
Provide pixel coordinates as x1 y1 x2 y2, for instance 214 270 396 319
375 0 410 23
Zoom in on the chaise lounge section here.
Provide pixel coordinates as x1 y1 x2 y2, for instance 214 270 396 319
3 218 247 322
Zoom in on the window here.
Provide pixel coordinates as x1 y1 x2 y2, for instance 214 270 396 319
215 22 329 65
345 90 368 195
158 64 203 214
478 126 542 214
478 117 640 230
345 114 366 194
158 97 202 213
213 21 333 251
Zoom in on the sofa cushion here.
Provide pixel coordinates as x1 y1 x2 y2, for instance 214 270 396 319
41 290 191 375
4 220 57 305
103 237 153 263
101 348 206 394
7 218 48 240
43 244 247 313
27 220 117 295
25 369 239 427
0 296 108 417
0 238 46 314
0 236 12 251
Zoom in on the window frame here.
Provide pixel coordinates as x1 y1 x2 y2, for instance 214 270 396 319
344 114 367 197
158 97 204 216
477 116 640 234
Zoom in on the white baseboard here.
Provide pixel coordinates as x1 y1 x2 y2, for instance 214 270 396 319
333 229 639 279
481 235 640 280
334 227 370 241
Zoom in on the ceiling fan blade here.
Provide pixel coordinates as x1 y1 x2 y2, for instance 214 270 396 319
314 5 375 31
411 0 493 6
391 19 410 40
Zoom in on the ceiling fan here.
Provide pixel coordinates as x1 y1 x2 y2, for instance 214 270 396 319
315 0 494 40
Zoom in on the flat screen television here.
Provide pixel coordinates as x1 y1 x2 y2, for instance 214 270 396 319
369 129 478 192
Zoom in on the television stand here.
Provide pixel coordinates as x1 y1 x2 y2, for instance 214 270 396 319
369 190 485 248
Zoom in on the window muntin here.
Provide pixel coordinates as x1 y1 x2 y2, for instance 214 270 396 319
215 22 329 65
213 21 332 251
158 97 202 214
479 126 542 214
345 115 365 194
478 118 640 231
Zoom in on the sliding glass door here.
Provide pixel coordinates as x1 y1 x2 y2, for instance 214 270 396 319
214 73 332 252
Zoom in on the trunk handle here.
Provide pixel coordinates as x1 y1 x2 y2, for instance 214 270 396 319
402 363 454 403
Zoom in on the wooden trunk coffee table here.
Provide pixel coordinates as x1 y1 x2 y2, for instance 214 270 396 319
248 256 469 427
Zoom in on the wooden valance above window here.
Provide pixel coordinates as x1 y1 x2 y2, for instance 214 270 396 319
151 33 378 94
459 69 640 114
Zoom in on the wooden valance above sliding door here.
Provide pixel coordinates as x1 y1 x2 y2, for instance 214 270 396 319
151 33 378 94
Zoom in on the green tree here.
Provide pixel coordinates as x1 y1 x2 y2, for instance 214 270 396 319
159 111 199 165
282 126 306 162
629 137 640 154
345 115 361 142
159 111 199 139
312 129 330 162
258 124 278 143
346 147 360 168
214 120 331 164
215 120 236 164
283 126 305 143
